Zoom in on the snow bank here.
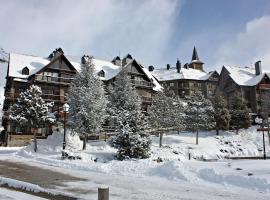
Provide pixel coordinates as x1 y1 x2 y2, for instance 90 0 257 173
199 168 270 192
147 161 190 181
0 176 46 193
18 131 83 155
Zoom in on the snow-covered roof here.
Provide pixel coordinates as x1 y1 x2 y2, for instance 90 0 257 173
223 66 270 86
8 52 161 90
151 67 214 81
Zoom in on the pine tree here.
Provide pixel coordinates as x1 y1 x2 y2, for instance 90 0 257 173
149 91 185 147
108 71 151 159
9 85 54 152
185 92 215 144
211 95 231 135
69 55 107 150
229 95 251 134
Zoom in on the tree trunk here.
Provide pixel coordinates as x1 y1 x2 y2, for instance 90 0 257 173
159 132 163 148
33 128 37 152
83 134 87 150
216 129 219 136
196 129 199 145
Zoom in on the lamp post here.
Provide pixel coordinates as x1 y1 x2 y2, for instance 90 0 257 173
62 103 69 157
255 116 266 160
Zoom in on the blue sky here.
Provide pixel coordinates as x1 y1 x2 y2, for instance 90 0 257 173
1 0 270 71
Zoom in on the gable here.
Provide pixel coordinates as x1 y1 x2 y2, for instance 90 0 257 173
36 54 77 75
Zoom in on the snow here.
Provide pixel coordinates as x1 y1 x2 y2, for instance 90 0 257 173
224 65 270 86
151 67 215 81
0 127 270 199
0 177 47 193
9 53 50 78
0 188 47 200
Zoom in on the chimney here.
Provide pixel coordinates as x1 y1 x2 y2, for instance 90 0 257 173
148 66 154 71
167 64 170 70
176 59 181 73
255 61 262 75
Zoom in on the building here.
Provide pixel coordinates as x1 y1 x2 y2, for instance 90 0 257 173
217 61 270 115
150 47 219 98
2 48 161 144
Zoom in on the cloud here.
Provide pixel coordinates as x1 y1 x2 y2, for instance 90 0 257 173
215 15 270 70
0 0 182 66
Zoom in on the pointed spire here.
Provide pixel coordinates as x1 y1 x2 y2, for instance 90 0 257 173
191 46 199 61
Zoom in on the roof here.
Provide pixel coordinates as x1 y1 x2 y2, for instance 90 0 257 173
151 67 214 81
223 66 270 86
8 52 161 91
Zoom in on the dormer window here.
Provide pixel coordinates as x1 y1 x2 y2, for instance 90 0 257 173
22 66 29 75
98 70 105 78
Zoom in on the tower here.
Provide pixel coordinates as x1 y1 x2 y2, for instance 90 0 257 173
188 46 204 71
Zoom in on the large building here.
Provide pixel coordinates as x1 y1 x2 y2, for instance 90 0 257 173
217 61 270 115
150 47 219 98
2 48 161 144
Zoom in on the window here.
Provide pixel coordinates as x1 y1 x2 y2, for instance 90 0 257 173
98 70 105 77
22 67 29 75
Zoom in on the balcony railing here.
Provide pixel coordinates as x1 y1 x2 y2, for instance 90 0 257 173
131 80 154 88
35 75 74 84
4 92 67 102
141 96 152 103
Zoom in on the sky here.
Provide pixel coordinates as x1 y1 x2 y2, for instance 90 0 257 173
1 0 270 71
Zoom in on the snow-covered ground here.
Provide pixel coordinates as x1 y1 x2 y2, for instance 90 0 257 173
0 127 270 199
0 188 46 200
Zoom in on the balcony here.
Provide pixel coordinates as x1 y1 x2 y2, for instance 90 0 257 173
41 94 68 102
5 92 67 102
34 74 74 84
131 80 154 88
141 96 152 103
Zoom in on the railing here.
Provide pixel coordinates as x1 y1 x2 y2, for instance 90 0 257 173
131 80 154 88
41 94 68 102
141 96 152 103
35 74 74 84
4 92 67 102
259 84 270 89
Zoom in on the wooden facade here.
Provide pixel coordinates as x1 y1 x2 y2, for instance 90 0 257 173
1 50 159 144
217 64 270 114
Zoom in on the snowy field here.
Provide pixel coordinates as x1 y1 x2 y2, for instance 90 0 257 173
0 127 270 199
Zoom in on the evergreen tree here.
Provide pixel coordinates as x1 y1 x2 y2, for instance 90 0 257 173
108 71 151 159
229 95 251 134
185 92 215 144
149 91 185 147
211 95 231 135
9 85 54 152
69 55 107 150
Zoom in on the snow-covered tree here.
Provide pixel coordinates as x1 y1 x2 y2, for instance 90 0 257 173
229 95 251 134
69 55 107 150
149 91 185 147
211 95 231 135
185 92 215 144
108 71 151 159
9 85 54 152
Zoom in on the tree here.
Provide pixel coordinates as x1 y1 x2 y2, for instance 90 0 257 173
149 91 185 147
211 95 231 135
108 71 151 159
185 92 215 144
9 85 54 152
69 55 107 150
229 95 251 134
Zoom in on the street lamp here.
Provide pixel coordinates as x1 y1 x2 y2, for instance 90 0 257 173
62 103 69 158
255 116 266 160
